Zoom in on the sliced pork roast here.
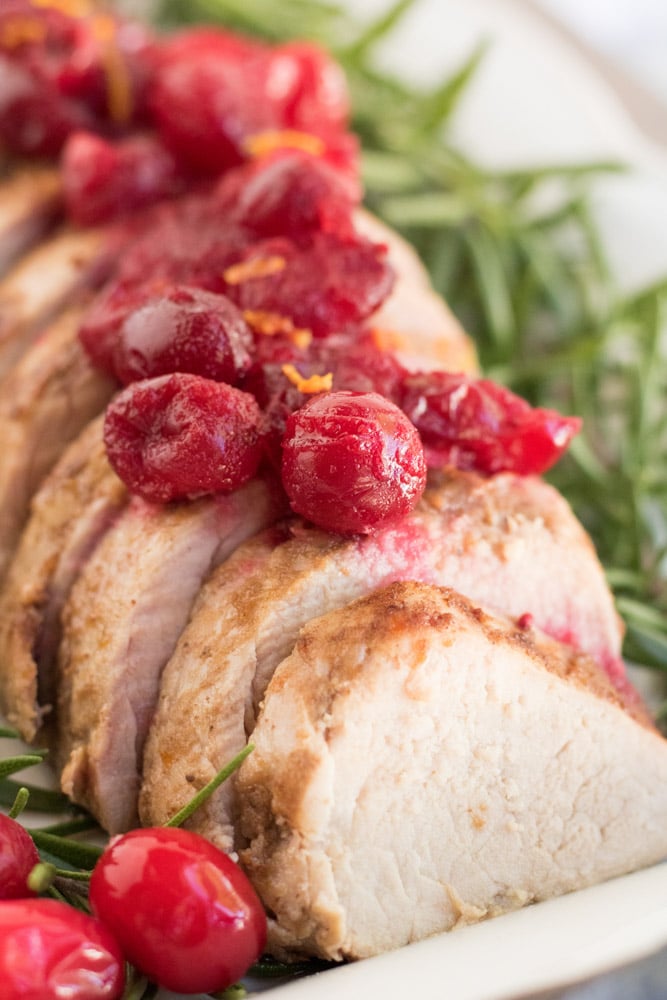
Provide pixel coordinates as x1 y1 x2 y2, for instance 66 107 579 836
354 210 477 374
0 305 115 579
0 165 62 276
139 469 628 849
0 417 127 742
237 581 667 961
0 225 109 379
55 477 289 834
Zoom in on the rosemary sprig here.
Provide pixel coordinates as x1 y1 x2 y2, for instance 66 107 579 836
156 0 667 678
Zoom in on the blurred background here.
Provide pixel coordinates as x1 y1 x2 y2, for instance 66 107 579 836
530 0 667 141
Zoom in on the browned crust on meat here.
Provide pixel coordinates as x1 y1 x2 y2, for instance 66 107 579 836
0 417 127 741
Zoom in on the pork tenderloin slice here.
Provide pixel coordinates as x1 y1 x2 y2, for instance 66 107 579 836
0 226 107 379
354 209 478 375
237 581 667 962
0 165 63 277
0 305 115 581
139 470 627 851
56 476 287 834
0 417 127 742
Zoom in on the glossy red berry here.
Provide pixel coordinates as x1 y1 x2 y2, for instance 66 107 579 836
149 30 274 174
89 826 266 995
104 373 263 503
112 286 253 385
0 814 39 900
400 372 582 475
62 131 184 227
282 390 427 534
0 898 125 1000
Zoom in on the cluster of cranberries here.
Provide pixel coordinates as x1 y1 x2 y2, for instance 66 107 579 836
0 813 266 998
0 2 581 536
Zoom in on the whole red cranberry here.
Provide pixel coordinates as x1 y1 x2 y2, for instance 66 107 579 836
104 373 263 503
281 390 427 534
112 286 253 386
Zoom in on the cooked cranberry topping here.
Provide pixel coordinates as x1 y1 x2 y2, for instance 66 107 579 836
104 374 263 503
62 130 185 226
0 3 154 156
214 151 357 242
263 42 349 136
112 286 253 386
400 371 582 475
148 30 277 174
225 232 395 338
281 390 427 534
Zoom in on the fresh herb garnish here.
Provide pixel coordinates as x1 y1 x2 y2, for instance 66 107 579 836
157 0 667 679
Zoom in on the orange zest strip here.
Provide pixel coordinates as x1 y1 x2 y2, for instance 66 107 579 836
371 326 407 353
92 14 133 125
242 130 326 159
281 363 333 394
223 256 287 285
243 310 312 350
1 17 47 48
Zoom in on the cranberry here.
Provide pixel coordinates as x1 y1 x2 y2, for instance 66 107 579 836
79 278 165 378
282 390 427 534
109 286 253 386
149 31 275 174
62 131 184 226
264 42 349 135
89 827 266 995
0 898 124 1000
104 373 263 503
0 5 154 156
400 372 582 475
226 232 395 338
0 54 94 157
0 814 39 900
215 150 358 242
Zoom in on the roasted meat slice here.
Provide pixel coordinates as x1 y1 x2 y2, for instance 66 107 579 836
354 209 477 374
0 305 115 581
237 581 667 961
55 477 288 834
0 226 108 379
0 417 127 742
0 165 62 277
139 470 627 849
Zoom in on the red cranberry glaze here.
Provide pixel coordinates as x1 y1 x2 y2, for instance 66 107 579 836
281 390 427 534
103 373 263 503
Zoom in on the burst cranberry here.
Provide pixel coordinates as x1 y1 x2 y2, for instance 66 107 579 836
111 286 253 386
0 898 125 1000
62 131 184 226
89 827 266 995
226 232 394 338
215 151 357 241
104 373 263 503
0 814 39 900
282 390 427 534
400 372 582 475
